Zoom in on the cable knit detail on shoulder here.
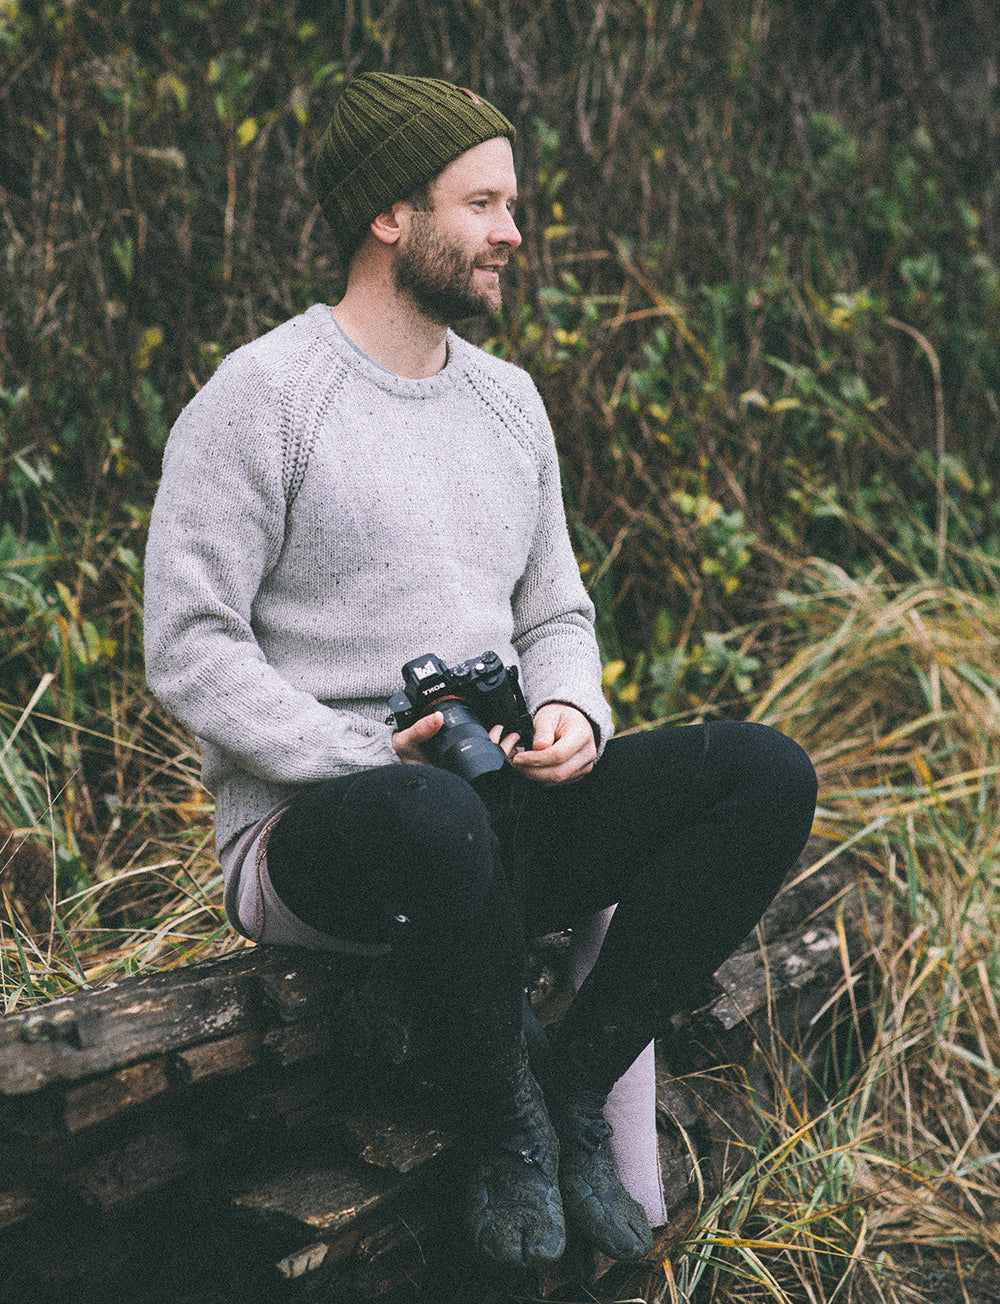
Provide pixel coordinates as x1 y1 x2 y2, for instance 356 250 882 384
282 352 352 505
235 314 354 506
461 357 545 473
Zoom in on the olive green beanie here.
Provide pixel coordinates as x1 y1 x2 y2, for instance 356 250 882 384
314 73 515 263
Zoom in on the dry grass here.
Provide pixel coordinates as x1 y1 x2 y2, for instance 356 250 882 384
0 691 244 1010
640 561 1000 1302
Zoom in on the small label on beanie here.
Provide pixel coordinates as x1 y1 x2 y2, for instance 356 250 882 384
458 87 483 104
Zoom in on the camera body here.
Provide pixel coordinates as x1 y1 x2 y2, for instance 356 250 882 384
387 651 533 784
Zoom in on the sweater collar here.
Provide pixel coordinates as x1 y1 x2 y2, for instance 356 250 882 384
309 304 468 398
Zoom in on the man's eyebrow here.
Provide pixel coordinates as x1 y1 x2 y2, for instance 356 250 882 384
466 186 519 202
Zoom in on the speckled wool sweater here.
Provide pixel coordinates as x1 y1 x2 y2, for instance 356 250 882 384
143 305 613 855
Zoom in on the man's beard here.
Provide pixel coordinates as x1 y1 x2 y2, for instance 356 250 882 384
394 212 502 325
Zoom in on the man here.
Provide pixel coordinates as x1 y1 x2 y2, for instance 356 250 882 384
144 73 817 1271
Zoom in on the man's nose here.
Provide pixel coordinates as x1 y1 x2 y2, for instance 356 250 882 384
491 209 522 248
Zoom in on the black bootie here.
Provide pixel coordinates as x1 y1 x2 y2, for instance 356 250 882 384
550 1081 652 1262
463 1029 566 1268
546 1003 655 1263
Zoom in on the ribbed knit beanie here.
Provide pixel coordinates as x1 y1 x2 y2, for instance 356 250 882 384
314 73 515 263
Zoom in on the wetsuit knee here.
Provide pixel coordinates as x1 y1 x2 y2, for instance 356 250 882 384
339 765 503 931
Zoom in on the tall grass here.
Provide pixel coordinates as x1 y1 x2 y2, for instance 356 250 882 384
0 638 239 1013
644 560 1000 1302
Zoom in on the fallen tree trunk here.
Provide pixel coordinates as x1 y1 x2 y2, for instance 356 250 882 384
0 841 878 1302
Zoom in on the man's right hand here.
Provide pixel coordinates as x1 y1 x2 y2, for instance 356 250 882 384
391 711 445 765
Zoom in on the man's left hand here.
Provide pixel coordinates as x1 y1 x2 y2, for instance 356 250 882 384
511 702 597 786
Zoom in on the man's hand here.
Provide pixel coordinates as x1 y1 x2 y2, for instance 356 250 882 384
511 702 596 786
391 713 522 766
391 711 444 765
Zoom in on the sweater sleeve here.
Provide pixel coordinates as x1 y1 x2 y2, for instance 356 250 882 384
508 381 614 751
143 355 397 784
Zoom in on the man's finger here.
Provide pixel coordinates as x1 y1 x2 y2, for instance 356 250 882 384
489 723 520 757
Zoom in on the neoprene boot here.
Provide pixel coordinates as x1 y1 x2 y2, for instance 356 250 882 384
463 1027 566 1267
549 1081 652 1262
546 1003 655 1262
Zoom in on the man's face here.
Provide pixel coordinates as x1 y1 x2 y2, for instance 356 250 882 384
393 137 521 325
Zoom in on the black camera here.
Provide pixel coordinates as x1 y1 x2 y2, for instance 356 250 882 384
387 651 534 784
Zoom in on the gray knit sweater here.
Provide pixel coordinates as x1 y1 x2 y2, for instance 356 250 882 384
144 304 613 854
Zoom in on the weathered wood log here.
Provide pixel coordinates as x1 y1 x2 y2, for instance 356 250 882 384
0 946 408 1095
0 841 878 1302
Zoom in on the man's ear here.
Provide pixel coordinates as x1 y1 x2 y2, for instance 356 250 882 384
369 202 409 247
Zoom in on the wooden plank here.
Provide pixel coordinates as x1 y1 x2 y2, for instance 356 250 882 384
0 959 261 1094
62 1056 171 1133
276 1240 331 1280
64 1127 195 1211
237 1066 340 1132
234 1162 400 1235
0 948 377 1096
0 845 879 1304
263 1013 339 1066
338 1113 453 1173
702 922 844 1031
169 1029 264 1084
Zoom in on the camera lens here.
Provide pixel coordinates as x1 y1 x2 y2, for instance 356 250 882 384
426 703 508 784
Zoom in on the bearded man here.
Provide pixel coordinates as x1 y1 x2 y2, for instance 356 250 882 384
144 74 817 1272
